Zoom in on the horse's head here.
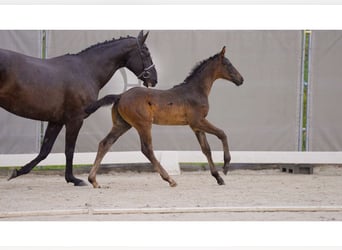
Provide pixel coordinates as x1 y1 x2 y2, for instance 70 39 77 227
218 46 244 86
126 31 158 88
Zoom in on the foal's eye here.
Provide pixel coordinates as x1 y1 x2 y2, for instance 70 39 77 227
223 59 230 66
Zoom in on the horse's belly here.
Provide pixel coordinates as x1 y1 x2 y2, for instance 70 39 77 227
0 96 62 122
0 104 58 121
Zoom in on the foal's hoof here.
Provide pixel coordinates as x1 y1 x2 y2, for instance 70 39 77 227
7 169 18 181
169 180 178 187
217 177 225 185
92 183 101 189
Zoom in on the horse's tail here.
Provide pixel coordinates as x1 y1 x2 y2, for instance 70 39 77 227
85 94 120 115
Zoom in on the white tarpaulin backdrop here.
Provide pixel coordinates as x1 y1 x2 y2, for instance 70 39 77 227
46 30 302 153
0 30 311 155
0 30 41 154
308 30 342 151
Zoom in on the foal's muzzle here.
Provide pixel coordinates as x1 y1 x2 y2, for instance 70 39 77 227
234 76 244 86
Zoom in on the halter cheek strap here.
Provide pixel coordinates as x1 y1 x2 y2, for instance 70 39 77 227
136 38 155 80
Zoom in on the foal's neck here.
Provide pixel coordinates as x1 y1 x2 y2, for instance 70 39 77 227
190 63 219 97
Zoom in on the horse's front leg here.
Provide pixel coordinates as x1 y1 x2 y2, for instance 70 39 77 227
191 119 231 176
65 119 86 186
192 130 225 185
8 122 63 181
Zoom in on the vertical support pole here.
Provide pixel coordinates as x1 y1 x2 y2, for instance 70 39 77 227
298 30 306 151
298 30 312 152
305 30 313 151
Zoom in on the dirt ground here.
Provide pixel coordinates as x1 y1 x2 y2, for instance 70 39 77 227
0 166 342 221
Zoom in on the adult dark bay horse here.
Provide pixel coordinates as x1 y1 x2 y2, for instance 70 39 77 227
85 47 243 188
1 31 157 186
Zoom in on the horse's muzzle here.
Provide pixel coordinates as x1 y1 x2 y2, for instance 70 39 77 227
144 79 157 88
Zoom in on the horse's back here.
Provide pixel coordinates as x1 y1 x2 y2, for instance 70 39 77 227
0 48 90 121
0 48 40 67
0 49 20 80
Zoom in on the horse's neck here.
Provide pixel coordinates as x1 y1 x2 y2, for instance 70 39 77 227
78 38 136 89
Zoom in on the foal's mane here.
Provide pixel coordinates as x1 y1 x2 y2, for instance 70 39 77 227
174 52 220 87
74 36 135 55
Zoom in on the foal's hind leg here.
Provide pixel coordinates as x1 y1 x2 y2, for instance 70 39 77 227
136 125 177 187
88 123 131 188
8 122 63 181
193 130 225 185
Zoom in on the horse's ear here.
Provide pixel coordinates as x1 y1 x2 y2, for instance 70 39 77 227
138 30 149 45
220 46 226 57
142 31 149 44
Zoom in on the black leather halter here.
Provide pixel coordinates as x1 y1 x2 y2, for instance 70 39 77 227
136 38 155 80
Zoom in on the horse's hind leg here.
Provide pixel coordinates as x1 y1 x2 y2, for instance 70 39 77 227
193 130 225 185
8 122 63 181
136 126 177 187
88 123 131 188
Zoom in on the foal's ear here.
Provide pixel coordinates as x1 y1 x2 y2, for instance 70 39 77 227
220 46 226 57
138 30 149 45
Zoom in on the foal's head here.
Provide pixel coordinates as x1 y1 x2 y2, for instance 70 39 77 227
126 31 158 88
216 46 244 86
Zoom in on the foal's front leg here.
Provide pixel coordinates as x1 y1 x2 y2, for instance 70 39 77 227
191 119 231 176
193 130 225 185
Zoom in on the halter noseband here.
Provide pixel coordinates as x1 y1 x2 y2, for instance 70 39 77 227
136 38 155 80
137 63 155 79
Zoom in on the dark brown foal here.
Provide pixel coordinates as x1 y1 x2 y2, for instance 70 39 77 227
86 47 243 187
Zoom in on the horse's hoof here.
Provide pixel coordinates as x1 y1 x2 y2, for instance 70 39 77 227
223 166 229 175
74 179 88 187
7 169 18 181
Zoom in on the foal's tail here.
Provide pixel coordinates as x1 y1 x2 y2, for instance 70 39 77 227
85 94 120 115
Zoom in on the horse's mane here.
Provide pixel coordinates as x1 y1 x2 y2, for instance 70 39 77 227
173 52 220 88
73 36 135 55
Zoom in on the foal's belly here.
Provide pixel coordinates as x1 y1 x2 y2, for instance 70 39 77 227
152 105 188 125
118 87 190 126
